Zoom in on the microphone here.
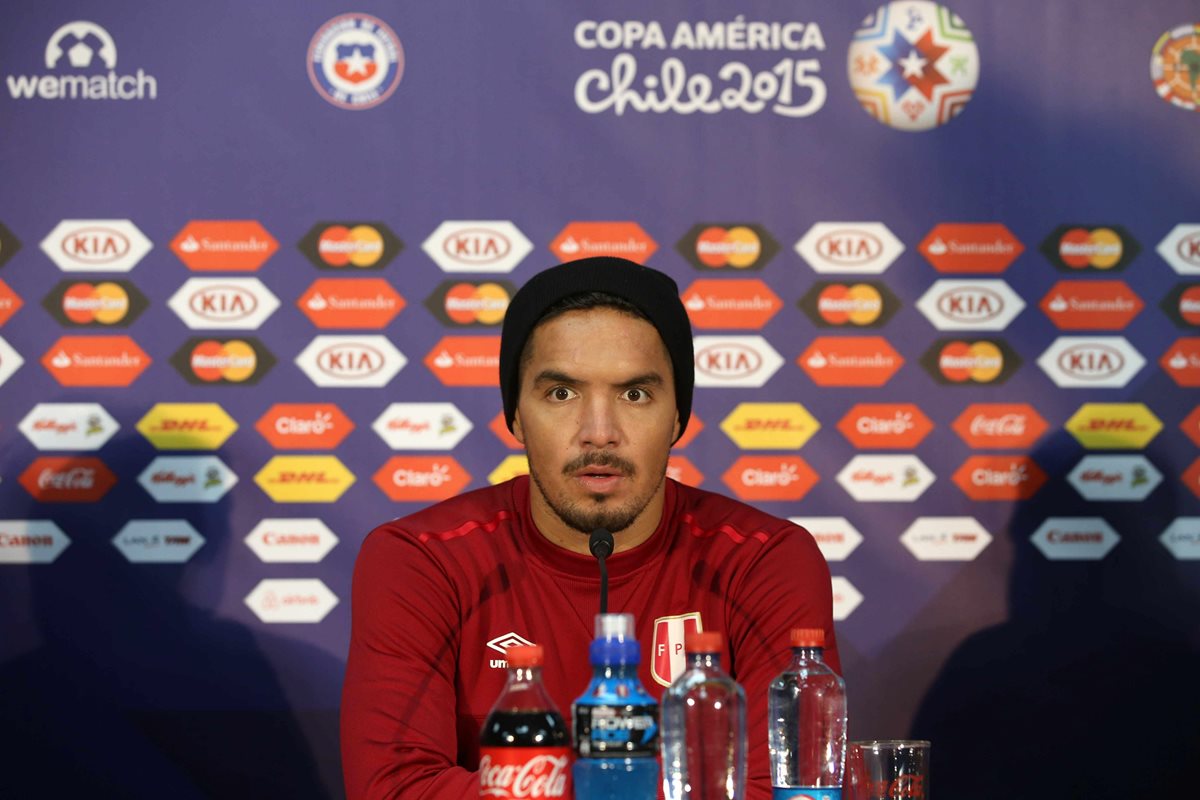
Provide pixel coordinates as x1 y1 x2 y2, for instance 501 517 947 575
588 528 614 616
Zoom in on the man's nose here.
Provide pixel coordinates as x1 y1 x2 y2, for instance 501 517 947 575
578 396 620 447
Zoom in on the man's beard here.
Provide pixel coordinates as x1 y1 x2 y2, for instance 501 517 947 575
529 450 666 535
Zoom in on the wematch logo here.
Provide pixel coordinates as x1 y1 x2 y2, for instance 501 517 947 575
0 520 70 564
245 519 339 564
682 279 782 329
795 222 903 274
1031 518 1120 561
836 455 934 502
19 403 119 451
1156 224 1200 275
0 336 25 388
837 403 933 450
918 224 1023 273
423 221 532 273
721 456 818 502
168 278 280 330
676 224 779 271
900 517 993 561
373 456 472 501
298 278 405 329
1036 337 1145 388
1067 455 1162 502
424 280 513 327
19 457 117 503
1040 280 1143 330
138 456 237 503
372 403 473 450
693 336 783 388
789 517 863 562
112 520 204 564
43 279 147 327
136 403 238 450
798 336 903 387
40 220 152 272
295 335 406 388
170 221 278 272
254 456 356 503
245 579 339 623
719 403 819 450
915 280 1025 331
7 21 157 101
798 281 900 328
1064 403 1162 450
952 403 1047 450
255 404 354 450
171 338 275 385
298 222 402 270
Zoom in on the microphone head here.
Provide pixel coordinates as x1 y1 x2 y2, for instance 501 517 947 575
588 527 614 559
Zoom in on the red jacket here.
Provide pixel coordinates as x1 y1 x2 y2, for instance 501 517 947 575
341 476 839 799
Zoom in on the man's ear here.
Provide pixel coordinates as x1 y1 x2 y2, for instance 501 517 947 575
671 410 681 444
512 408 526 445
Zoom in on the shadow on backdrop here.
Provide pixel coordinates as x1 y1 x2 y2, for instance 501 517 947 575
0 429 344 799
910 429 1200 799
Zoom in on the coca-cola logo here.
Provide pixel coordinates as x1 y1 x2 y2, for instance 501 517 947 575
479 752 569 798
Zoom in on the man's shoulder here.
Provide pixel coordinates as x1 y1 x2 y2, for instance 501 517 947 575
671 480 808 549
366 477 523 550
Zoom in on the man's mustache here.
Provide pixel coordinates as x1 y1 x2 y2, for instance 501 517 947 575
562 451 636 476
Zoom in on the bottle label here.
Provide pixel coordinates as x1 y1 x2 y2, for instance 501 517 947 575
479 747 572 799
573 703 659 757
772 789 842 800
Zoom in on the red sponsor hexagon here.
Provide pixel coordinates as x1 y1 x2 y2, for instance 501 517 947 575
255 403 354 450
919 223 1024 273
489 411 524 450
681 279 782 329
373 456 471 502
19 456 117 502
298 278 405 329
1162 338 1200 387
41 335 151 387
952 403 1049 449
549 222 657 265
837 403 933 449
667 455 704 487
1039 280 1143 330
798 336 903 387
171 220 278 271
1182 406 1200 448
425 336 501 386
952 456 1047 501
1184 457 1200 500
721 455 818 502
0 278 23 326
671 414 704 450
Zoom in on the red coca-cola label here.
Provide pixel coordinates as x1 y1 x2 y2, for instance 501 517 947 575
478 747 571 799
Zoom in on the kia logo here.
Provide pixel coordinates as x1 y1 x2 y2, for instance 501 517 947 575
696 343 762 378
444 228 511 265
816 230 882 265
317 344 384 377
62 227 131 264
1058 344 1124 378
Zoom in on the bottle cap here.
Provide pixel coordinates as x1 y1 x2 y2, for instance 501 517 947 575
594 612 634 641
790 627 825 648
684 630 723 653
505 644 543 667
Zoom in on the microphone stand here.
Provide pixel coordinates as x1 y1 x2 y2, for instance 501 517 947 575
588 527 614 616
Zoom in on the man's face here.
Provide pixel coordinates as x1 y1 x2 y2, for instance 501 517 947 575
512 307 680 538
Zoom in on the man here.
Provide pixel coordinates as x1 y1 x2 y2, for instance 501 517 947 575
341 256 838 799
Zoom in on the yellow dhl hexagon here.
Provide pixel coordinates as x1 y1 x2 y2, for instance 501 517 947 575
1065 403 1162 450
720 402 820 449
254 456 355 502
136 402 238 450
488 455 529 485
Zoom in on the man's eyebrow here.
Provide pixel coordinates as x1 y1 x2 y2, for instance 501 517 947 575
530 370 666 387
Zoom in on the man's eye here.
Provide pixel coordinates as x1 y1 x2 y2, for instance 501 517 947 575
551 387 573 401
625 388 646 402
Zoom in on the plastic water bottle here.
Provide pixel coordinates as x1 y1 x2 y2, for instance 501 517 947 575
572 613 659 800
661 630 746 800
768 628 847 800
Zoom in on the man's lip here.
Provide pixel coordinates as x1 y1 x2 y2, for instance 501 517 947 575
573 467 623 478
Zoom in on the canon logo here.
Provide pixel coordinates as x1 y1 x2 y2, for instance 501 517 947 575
38 467 94 489
479 754 569 798
444 228 511 264
937 288 1003 321
392 463 452 487
696 344 761 377
0 534 53 547
1046 529 1104 543
189 287 257 320
970 414 1025 436
815 230 882 265
318 344 383 377
1057 345 1123 377
62 227 130 264
263 533 321 545
812 532 846 544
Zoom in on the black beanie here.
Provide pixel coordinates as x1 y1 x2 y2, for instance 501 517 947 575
499 256 694 442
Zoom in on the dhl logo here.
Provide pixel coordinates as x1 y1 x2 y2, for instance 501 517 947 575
137 403 238 450
254 456 355 502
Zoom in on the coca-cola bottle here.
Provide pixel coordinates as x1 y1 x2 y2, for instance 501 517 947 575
480 644 572 799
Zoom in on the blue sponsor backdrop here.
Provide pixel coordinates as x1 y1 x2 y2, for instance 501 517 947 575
1 2 1199 797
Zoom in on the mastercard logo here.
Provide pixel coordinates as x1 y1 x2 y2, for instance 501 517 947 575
298 221 402 270
798 281 898 328
1041 225 1139 272
921 338 1020 385
43 279 147 327
677 223 778 271
170 337 276 385
424 280 514 327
